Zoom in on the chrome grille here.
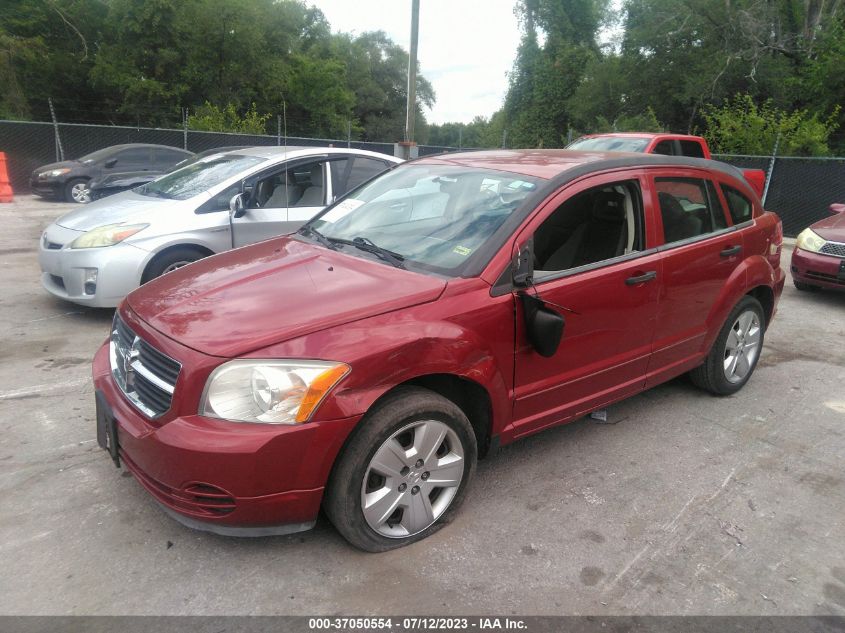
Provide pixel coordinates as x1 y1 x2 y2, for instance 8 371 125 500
820 241 845 258
110 314 181 418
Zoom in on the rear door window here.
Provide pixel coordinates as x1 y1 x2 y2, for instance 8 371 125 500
113 147 152 169
654 177 726 244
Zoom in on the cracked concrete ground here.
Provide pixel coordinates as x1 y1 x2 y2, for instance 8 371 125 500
1 195 843 615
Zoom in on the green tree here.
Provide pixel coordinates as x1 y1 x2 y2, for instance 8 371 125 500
188 102 271 134
702 94 839 156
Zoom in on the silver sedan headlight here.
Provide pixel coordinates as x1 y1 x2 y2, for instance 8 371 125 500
70 223 149 249
199 360 350 424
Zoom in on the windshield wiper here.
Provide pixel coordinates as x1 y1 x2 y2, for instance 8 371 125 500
297 225 338 250
348 236 405 269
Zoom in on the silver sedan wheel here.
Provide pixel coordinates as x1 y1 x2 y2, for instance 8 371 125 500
723 309 761 383
162 260 192 274
71 183 91 203
361 419 464 539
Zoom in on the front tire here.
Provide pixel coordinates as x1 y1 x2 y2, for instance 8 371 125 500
324 386 477 552
65 178 90 203
690 295 765 396
141 247 207 284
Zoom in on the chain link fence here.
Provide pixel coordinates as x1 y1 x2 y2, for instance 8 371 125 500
2 120 843 236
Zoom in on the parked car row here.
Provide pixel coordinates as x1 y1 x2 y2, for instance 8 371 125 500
62 148 788 551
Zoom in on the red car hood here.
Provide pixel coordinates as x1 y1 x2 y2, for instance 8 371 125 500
811 211 845 241
127 237 447 357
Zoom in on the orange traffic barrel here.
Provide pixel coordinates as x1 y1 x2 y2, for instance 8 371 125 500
0 152 13 203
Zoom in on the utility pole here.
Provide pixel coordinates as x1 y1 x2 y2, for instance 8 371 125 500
402 0 420 160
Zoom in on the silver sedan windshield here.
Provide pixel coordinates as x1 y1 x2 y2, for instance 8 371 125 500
309 165 540 275
138 154 266 200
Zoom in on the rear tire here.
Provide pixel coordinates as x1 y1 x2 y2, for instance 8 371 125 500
324 386 477 552
690 296 765 396
141 246 207 284
793 280 819 292
65 178 90 203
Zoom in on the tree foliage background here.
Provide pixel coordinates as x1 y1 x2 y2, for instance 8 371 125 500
2 0 843 154
0 0 433 142
433 0 845 154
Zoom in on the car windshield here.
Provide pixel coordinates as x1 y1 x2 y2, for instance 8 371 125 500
79 147 121 164
566 137 650 152
137 154 266 200
306 165 541 276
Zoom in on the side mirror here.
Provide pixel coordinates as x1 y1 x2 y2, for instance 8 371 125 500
229 193 247 219
520 293 564 358
513 237 534 288
830 203 845 215
104 158 118 169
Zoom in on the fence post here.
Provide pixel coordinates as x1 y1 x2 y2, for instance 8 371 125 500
182 108 188 150
762 132 780 207
48 98 64 161
347 120 351 148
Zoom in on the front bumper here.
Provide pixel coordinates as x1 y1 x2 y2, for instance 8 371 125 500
30 178 64 198
39 226 149 307
92 342 361 534
791 247 845 290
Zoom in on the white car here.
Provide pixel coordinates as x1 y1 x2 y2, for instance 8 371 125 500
39 146 401 307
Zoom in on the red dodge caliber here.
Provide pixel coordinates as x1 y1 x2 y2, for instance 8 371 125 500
93 150 785 551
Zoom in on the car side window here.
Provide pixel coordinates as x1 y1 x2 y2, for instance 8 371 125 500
291 161 327 207
153 148 190 169
196 183 240 214
653 140 674 156
345 158 390 193
533 180 643 275
112 148 151 168
655 177 726 244
721 184 753 224
251 165 303 209
679 140 706 158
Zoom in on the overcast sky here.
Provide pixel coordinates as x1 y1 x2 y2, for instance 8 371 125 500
307 0 522 125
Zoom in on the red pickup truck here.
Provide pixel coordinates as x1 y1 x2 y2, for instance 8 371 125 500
568 133 767 198
93 150 785 551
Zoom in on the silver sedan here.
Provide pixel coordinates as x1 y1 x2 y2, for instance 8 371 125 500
39 146 401 307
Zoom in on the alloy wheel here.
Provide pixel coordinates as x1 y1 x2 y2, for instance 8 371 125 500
723 309 761 383
71 183 91 203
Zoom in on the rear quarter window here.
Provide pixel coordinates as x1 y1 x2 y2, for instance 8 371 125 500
721 185 753 224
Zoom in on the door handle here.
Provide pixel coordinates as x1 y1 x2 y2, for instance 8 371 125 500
720 245 742 257
625 271 657 285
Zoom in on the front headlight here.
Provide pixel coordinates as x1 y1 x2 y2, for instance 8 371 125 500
199 360 350 424
70 223 149 249
796 228 825 253
40 168 71 178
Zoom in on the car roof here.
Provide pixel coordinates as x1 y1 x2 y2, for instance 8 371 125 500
100 143 193 153
577 132 705 140
414 149 729 180
224 145 401 162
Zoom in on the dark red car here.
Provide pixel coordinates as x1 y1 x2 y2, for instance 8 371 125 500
92 150 785 551
791 203 845 291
